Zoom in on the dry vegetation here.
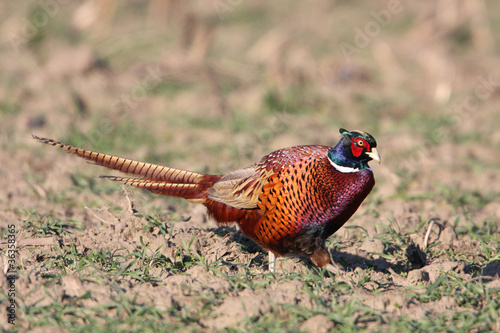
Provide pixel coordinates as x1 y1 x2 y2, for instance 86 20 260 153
0 1 499 332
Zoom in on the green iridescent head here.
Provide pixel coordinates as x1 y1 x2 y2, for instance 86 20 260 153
328 128 380 171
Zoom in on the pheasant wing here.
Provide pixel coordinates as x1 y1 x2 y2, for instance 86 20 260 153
207 167 275 209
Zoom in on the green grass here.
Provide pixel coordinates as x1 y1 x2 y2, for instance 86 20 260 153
2 208 499 332
3 1 500 332
405 272 499 331
22 211 84 237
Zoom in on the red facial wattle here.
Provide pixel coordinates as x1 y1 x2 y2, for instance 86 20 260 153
351 138 370 157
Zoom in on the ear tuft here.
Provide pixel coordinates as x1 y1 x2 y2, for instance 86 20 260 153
339 128 350 136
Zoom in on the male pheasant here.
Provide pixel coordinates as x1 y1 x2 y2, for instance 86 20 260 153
33 128 380 273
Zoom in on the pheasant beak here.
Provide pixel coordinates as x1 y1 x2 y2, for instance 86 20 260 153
366 147 381 163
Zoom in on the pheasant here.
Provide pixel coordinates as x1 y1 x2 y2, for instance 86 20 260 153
33 128 380 273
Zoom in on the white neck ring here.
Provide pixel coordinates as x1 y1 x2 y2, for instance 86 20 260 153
328 158 360 173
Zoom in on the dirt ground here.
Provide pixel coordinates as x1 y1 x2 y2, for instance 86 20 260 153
0 1 499 332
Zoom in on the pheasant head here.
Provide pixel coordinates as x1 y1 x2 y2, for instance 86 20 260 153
327 128 380 173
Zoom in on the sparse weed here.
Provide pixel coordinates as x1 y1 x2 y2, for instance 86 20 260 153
23 211 84 237
4 1 500 332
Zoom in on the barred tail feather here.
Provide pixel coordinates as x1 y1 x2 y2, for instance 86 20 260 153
33 135 206 183
101 176 212 202
34 135 263 225
33 135 224 202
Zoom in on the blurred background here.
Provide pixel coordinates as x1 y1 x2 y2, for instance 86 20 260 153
1 0 499 229
1 2 500 331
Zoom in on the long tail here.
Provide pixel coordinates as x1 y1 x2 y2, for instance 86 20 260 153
33 135 221 202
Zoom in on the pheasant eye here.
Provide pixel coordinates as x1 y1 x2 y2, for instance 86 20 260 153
357 140 364 146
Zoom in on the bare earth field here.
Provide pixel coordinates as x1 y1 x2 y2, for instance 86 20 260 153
0 1 499 332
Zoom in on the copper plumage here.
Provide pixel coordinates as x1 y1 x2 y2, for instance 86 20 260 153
33 128 380 272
